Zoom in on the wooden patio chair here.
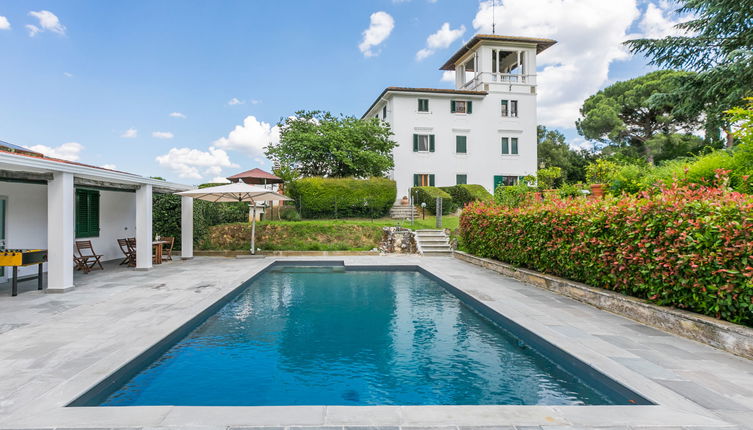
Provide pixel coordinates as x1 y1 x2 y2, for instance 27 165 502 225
117 238 136 266
75 240 104 272
161 236 174 262
73 252 91 274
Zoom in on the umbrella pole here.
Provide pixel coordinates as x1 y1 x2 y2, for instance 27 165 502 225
250 204 256 254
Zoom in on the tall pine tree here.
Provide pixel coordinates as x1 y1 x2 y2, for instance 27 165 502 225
626 0 753 147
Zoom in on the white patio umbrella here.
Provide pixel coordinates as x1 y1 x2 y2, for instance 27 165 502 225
176 182 291 254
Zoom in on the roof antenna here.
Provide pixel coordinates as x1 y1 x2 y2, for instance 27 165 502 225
491 0 496 35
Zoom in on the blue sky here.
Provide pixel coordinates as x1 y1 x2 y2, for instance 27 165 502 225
0 0 683 184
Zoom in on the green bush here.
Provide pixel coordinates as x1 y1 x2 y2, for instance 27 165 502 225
152 193 248 249
279 206 302 221
585 159 620 184
287 177 396 219
494 182 533 208
411 186 453 215
558 183 585 198
440 184 492 209
536 166 563 189
461 185 753 326
608 163 647 195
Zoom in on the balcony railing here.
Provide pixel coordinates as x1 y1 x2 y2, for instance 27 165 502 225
460 72 535 90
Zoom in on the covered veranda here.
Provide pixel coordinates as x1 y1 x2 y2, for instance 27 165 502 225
0 148 193 294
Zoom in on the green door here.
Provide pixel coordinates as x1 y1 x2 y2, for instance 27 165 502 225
0 198 5 277
493 176 504 192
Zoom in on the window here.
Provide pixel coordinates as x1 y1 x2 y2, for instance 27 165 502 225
418 99 429 112
456 174 467 185
455 135 467 153
75 189 100 238
450 100 472 114
501 137 519 155
412 134 435 152
413 174 435 187
501 100 519 117
494 175 518 190
382 105 387 119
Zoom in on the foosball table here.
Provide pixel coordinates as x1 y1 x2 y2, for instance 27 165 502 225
0 249 48 296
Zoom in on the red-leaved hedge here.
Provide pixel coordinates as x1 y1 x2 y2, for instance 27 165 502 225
460 184 753 326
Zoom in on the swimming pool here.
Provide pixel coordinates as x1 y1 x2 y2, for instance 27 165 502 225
72 262 650 406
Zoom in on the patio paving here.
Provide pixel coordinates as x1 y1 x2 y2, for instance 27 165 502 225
0 256 751 430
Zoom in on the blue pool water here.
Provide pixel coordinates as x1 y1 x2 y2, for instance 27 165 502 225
96 266 637 406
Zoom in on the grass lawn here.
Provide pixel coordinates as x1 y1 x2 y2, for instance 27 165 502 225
199 216 460 251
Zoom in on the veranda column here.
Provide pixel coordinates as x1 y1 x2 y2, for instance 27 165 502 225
180 196 193 259
135 184 153 270
47 172 74 292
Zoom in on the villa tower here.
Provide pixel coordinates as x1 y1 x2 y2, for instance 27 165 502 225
362 34 556 199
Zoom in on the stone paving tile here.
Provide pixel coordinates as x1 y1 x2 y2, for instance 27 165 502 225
344 427 400 430
459 426 515 430
654 379 751 412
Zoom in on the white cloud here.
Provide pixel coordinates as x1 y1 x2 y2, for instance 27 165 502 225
211 176 231 184
440 70 455 82
0 16 10 30
27 10 65 36
638 1 691 39
63 72 73 78
416 22 466 61
29 142 83 161
213 115 279 160
101 163 117 170
472 0 640 128
250 99 262 105
120 128 138 138
169 112 187 119
359 11 395 57
152 131 174 139
26 24 40 37
228 97 244 105
156 147 238 179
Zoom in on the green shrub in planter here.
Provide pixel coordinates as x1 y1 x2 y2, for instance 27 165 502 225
440 184 493 209
411 186 453 215
287 177 396 219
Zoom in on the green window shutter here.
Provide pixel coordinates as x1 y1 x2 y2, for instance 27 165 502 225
413 134 418 152
417 99 422 111
467 101 473 114
89 190 100 236
450 100 456 113
75 189 100 238
75 190 88 238
429 135 435 152
456 135 467 153
501 137 510 154
429 174 435 187
501 100 509 116
511 138 519 154
456 174 467 185
414 174 420 187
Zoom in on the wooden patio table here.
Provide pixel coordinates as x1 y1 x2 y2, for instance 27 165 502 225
152 241 169 265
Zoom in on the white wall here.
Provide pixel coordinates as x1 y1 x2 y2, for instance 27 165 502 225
90 189 136 262
0 182 48 278
385 90 538 199
0 182 136 280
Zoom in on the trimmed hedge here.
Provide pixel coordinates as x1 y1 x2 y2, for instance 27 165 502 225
460 184 753 326
411 186 453 215
201 221 383 251
440 184 493 209
287 177 396 219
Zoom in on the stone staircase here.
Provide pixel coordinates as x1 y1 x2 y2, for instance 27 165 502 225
415 229 453 256
389 205 419 220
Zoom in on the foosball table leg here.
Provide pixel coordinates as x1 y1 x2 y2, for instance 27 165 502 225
38 263 44 291
11 266 18 297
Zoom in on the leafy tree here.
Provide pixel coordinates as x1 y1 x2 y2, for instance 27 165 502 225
537 126 595 183
576 70 704 163
626 0 753 147
265 110 397 178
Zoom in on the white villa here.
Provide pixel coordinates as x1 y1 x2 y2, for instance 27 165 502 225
0 141 193 292
362 34 556 198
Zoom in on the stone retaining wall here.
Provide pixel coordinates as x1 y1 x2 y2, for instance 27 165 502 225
455 251 753 360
